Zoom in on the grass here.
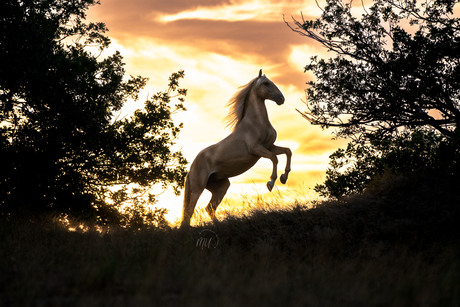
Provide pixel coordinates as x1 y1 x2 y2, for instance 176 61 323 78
1 174 459 306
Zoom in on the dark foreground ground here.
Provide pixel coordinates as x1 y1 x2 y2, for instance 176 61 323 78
1 175 459 306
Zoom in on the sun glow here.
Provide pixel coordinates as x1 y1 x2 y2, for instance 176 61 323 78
182 188 318 227
155 177 321 227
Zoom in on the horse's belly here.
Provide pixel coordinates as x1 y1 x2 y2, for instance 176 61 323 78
214 155 260 178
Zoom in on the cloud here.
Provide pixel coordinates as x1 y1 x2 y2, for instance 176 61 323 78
157 0 323 22
88 0 326 87
159 1 274 22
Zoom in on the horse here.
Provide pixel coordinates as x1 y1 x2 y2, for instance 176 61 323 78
181 69 292 227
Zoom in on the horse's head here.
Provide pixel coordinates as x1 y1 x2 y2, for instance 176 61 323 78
255 69 285 105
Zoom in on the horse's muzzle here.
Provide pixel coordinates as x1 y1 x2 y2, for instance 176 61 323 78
275 94 285 105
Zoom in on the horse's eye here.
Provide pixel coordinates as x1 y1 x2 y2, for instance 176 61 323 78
263 81 270 86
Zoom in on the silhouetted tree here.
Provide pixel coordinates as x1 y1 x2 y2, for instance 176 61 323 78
287 0 460 198
288 0 459 140
314 129 460 198
0 0 187 221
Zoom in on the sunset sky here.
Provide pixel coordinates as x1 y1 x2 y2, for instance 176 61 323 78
87 0 349 222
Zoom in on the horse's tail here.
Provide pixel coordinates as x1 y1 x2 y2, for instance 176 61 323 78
181 173 191 225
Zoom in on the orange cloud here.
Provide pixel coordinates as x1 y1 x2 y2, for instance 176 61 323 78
87 0 326 87
157 0 323 22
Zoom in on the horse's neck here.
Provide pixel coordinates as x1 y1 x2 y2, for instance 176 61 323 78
243 92 271 128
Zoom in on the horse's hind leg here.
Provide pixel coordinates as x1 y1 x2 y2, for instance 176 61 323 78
205 178 230 221
181 190 202 228
181 173 206 228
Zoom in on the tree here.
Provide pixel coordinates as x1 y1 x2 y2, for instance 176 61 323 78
287 0 460 140
315 128 460 198
286 0 460 198
0 0 187 222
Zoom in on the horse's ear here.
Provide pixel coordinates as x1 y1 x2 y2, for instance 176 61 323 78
259 69 262 78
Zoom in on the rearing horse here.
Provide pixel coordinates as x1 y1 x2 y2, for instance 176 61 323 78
181 70 292 227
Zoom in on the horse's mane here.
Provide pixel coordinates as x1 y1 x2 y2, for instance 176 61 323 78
224 77 259 130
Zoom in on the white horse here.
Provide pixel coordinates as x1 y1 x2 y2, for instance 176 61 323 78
181 70 292 227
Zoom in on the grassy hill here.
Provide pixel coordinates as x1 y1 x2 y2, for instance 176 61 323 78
1 174 459 306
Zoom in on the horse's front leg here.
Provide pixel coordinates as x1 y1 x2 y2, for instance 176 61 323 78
270 145 292 184
249 144 278 191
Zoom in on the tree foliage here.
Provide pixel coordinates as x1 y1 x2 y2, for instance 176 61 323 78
288 0 460 140
0 0 187 222
287 0 460 198
315 129 460 198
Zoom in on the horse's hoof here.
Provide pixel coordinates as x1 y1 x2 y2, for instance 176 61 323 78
280 174 287 184
267 181 274 192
